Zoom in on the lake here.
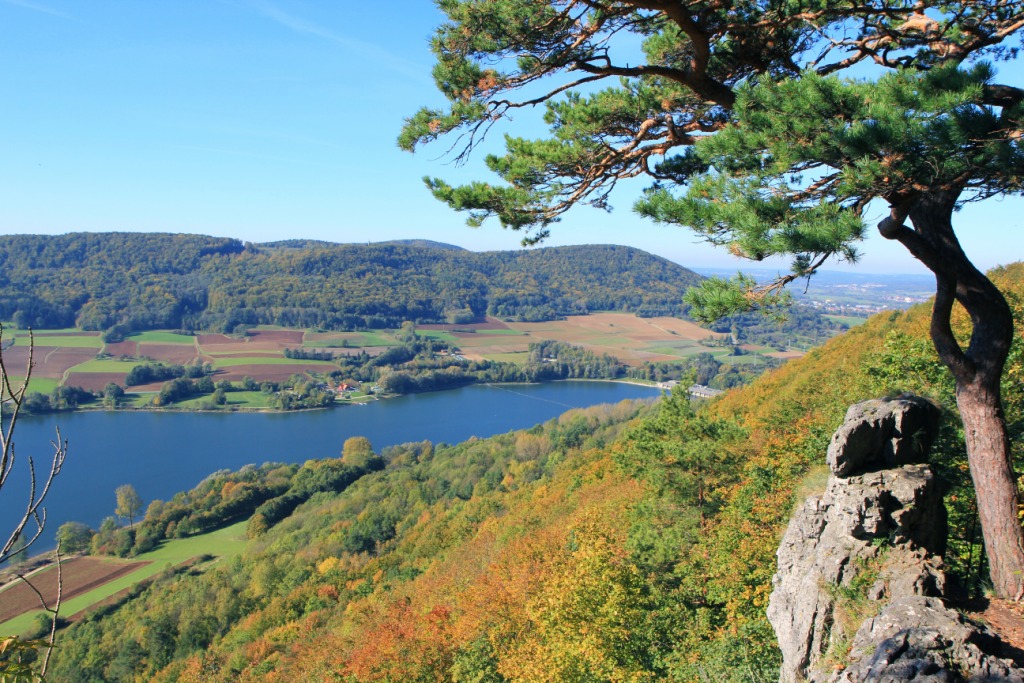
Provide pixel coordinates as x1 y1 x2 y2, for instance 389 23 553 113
3 381 661 552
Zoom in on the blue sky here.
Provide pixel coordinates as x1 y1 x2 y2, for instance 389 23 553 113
1 0 1022 275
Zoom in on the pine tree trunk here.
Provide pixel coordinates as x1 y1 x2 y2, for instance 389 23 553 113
957 377 1024 599
882 189 1024 599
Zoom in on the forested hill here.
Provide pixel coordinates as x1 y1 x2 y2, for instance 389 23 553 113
41 268 1024 683
0 233 702 332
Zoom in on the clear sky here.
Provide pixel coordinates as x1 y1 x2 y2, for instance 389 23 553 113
1 0 1022 276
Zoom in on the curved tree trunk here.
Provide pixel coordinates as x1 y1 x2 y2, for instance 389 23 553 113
882 189 1024 599
957 377 1024 598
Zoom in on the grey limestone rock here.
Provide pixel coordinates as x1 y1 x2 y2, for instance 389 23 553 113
769 464 946 683
829 596 1024 683
770 395 1024 683
827 395 941 478
769 396 946 683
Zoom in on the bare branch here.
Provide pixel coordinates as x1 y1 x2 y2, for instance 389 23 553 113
751 251 835 301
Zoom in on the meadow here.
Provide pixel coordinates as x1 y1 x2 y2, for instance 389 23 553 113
3 316 791 405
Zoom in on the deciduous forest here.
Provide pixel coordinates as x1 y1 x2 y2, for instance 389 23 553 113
24 264 1024 682
0 234 702 332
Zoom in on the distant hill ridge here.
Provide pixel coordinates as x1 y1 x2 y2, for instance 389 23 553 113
258 238 467 251
0 232 702 332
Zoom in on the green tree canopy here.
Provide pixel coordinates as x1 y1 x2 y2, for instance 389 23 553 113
404 1 1024 599
115 484 143 530
55 521 95 555
341 436 377 470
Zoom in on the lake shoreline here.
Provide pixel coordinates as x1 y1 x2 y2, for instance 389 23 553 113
9 381 665 558
31 378 668 416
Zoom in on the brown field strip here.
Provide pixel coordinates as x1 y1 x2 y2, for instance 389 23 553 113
13 331 92 337
211 365 330 382
506 313 719 342
198 340 300 354
449 336 529 350
202 351 283 358
198 342 263 354
64 372 129 391
451 313 728 365
304 331 363 344
137 343 199 364
0 557 149 623
196 334 238 346
31 348 99 379
198 331 302 352
104 340 139 356
418 317 513 332
1 346 100 379
1 347 32 374
246 330 304 345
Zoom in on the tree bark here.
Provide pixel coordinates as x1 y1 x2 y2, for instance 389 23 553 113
882 189 1024 600
957 377 1024 599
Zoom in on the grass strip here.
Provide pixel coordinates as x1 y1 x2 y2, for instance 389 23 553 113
0 522 249 635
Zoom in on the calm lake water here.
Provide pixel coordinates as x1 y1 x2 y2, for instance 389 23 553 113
4 382 661 552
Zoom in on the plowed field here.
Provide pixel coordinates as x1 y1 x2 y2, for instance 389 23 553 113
8 347 99 379
138 343 198 364
211 364 331 382
0 557 148 623
64 372 130 392
104 340 139 356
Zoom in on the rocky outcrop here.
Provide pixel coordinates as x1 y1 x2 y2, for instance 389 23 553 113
826 396 941 478
769 395 1024 683
834 596 1024 682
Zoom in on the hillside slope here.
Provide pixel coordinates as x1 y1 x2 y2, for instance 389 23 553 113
0 233 702 331
42 264 1024 682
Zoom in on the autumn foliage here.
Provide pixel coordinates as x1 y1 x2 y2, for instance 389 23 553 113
42 267 1024 682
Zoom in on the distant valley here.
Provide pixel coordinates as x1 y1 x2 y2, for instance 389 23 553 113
0 233 858 412
694 267 934 321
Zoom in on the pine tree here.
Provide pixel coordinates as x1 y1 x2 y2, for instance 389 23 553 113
403 1 1024 598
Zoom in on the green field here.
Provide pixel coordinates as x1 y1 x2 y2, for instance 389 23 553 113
0 522 249 635
418 331 458 342
824 315 869 327
8 327 81 336
336 391 374 404
174 390 281 410
30 335 103 349
174 394 224 409
223 391 275 408
352 332 400 347
305 331 400 348
7 376 61 396
129 331 196 344
125 393 157 408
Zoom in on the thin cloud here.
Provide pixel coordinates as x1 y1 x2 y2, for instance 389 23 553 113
245 1 431 84
1 0 72 19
